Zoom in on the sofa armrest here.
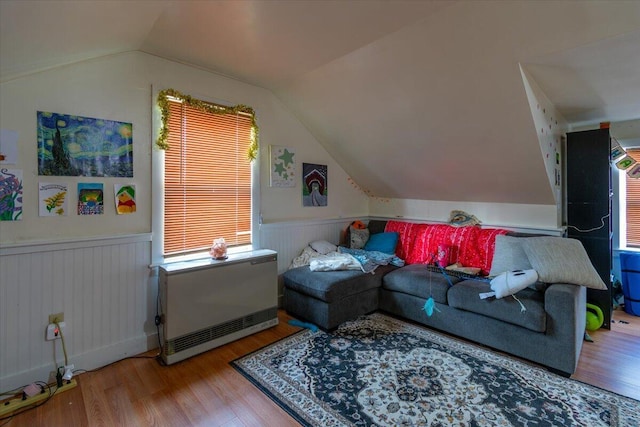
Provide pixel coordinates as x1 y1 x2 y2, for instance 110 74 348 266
545 283 586 328
543 283 587 373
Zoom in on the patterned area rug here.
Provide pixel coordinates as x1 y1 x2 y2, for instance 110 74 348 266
232 313 640 427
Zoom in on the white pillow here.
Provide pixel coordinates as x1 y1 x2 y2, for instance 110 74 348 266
490 269 538 298
309 240 338 255
522 237 607 290
489 235 532 276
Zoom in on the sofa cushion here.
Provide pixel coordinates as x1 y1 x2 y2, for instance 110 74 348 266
367 220 388 235
364 232 399 254
522 237 607 290
447 280 547 332
381 264 461 304
349 226 370 249
489 234 533 276
283 265 394 303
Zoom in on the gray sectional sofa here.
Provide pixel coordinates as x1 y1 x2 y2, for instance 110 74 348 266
283 220 588 376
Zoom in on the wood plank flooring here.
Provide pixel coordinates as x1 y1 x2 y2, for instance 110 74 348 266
2 308 639 426
573 308 640 401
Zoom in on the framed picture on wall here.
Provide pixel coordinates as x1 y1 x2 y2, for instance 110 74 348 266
270 145 296 187
302 163 327 207
37 111 133 177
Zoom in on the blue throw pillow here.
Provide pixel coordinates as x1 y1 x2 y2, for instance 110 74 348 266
364 232 399 254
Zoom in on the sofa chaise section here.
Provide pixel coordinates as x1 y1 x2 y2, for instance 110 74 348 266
283 264 396 330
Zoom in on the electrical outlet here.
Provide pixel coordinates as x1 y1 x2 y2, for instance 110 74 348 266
48 312 64 324
46 322 66 340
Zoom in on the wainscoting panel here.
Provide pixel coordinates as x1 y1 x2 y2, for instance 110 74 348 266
0 234 152 391
259 218 357 274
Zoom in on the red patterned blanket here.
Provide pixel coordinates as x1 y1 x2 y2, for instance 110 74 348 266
384 220 508 275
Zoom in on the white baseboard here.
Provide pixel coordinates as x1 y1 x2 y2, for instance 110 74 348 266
0 334 153 392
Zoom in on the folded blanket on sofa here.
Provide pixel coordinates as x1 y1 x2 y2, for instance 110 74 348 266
309 253 362 272
290 241 406 273
339 246 405 273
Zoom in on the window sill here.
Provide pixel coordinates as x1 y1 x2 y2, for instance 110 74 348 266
615 247 640 253
151 244 253 268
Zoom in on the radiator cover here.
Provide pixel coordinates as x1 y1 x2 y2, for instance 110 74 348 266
159 249 278 365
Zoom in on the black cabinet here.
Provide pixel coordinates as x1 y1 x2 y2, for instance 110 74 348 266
566 128 612 329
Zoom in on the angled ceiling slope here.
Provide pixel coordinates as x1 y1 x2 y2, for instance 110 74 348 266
2 1 640 206
524 30 640 127
0 1 171 80
276 1 640 204
139 0 452 90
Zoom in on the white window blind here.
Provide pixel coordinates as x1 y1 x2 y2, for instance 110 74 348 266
626 148 640 247
163 99 253 257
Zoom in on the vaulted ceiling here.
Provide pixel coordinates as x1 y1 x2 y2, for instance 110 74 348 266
2 1 639 205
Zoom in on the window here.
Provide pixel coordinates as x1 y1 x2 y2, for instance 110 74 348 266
162 96 254 257
626 148 640 247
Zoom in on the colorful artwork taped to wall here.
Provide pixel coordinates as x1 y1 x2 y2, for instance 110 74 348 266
616 156 636 170
611 145 626 161
0 129 19 164
628 163 640 179
39 182 68 216
270 145 296 187
302 163 327 207
77 182 104 215
114 184 136 214
0 168 23 221
37 111 133 177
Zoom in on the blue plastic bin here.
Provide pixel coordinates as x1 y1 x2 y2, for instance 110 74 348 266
620 252 640 316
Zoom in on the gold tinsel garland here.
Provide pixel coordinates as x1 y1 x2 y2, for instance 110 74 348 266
156 88 259 161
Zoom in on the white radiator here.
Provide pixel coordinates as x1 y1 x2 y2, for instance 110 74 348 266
158 249 278 365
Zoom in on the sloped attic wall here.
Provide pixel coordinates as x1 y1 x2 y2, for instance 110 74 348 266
278 1 559 208
278 1 568 229
368 67 567 231
520 65 569 225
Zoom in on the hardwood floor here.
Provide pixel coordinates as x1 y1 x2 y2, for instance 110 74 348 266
573 307 640 401
2 308 639 426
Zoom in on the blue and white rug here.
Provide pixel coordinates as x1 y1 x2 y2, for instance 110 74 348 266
232 313 639 426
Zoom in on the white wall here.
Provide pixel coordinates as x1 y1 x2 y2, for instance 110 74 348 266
520 65 568 226
368 198 561 233
0 51 367 390
366 67 567 231
0 53 152 242
0 236 152 391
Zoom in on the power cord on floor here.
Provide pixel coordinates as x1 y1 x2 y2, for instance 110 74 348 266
1 352 160 423
72 352 161 376
0 381 54 425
